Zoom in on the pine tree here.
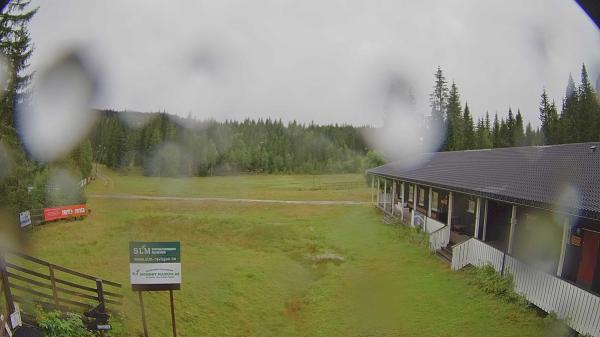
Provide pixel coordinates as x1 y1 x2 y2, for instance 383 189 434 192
0 0 37 132
446 81 464 151
462 102 475 149
429 66 449 134
577 64 599 142
539 89 559 144
492 113 501 147
0 1 38 212
514 110 525 146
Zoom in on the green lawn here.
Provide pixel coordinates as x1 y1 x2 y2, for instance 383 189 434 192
88 166 371 201
23 172 548 337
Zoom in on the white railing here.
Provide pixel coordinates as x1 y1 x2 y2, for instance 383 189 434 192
377 193 392 213
451 238 600 337
429 225 450 251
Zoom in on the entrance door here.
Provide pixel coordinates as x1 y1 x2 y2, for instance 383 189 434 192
576 230 600 288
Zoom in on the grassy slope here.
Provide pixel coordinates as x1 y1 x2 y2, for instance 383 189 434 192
23 172 547 337
88 166 371 201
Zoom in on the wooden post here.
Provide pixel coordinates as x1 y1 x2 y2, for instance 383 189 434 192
0 254 14 315
376 177 380 207
96 279 107 337
411 185 417 226
391 182 396 215
49 265 59 309
507 205 517 254
169 290 177 337
447 192 453 229
400 182 405 221
371 176 375 204
383 179 387 212
557 217 570 277
138 291 149 337
482 200 488 241
474 198 481 239
427 187 432 218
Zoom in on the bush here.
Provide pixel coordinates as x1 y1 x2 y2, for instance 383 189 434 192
35 309 94 337
466 264 529 306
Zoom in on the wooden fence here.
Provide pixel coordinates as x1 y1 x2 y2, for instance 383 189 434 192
0 249 122 325
451 238 600 337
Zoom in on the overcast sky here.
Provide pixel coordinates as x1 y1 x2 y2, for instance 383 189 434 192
29 0 600 127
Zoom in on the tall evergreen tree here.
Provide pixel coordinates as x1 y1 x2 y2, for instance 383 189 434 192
539 89 559 144
445 81 464 151
576 64 599 142
514 109 525 146
429 66 449 133
462 102 475 149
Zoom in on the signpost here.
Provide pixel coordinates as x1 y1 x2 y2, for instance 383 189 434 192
19 211 31 228
129 242 181 337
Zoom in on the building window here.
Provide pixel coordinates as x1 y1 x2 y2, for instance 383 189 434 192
408 185 414 202
418 187 425 206
468 199 476 213
432 191 439 211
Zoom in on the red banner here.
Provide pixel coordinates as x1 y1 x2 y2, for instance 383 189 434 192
43 204 87 222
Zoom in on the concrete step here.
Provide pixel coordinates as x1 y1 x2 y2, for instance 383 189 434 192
436 246 453 263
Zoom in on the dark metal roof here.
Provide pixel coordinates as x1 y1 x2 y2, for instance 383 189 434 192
367 143 600 220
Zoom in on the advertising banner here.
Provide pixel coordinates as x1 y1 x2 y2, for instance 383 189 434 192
19 211 31 228
129 242 181 291
43 204 87 222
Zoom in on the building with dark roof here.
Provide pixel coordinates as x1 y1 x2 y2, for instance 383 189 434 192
367 143 600 337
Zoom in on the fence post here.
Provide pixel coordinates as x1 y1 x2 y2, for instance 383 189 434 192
96 279 106 313
48 264 59 309
0 253 14 315
500 252 507 276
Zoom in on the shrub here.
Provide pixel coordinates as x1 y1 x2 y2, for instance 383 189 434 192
466 264 529 306
35 309 94 337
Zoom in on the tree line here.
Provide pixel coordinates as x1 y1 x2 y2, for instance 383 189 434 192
429 65 599 151
90 111 383 177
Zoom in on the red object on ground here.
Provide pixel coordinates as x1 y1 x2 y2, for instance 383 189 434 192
43 204 87 222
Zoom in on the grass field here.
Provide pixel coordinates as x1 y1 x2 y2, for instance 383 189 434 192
22 170 550 337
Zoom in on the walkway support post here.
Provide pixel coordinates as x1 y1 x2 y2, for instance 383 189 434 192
391 181 396 215
447 192 453 229
400 182 405 221
474 198 481 239
427 187 433 218
508 205 517 254
482 200 488 241
557 217 570 277
383 179 387 212
371 176 375 204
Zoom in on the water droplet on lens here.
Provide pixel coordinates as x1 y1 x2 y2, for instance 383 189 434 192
17 51 98 162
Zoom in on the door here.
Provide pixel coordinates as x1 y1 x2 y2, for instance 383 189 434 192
576 230 600 288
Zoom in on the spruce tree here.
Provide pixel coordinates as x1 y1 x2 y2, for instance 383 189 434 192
514 109 525 146
446 81 463 151
429 66 448 136
462 102 475 149
577 64 599 142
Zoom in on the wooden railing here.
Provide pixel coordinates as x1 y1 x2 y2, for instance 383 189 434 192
451 238 600 337
0 249 122 323
428 224 450 251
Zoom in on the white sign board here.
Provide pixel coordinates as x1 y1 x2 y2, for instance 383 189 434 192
129 242 181 291
19 211 31 228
